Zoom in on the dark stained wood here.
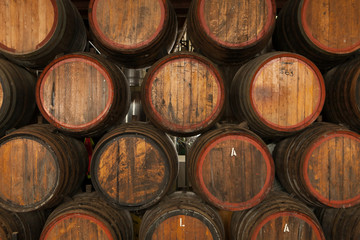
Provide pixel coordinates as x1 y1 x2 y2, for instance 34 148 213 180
187 0 276 64
142 52 225 136
40 192 133 240
0 59 36 137
139 191 225 240
88 0 177 68
36 53 130 137
323 57 360 130
230 192 325 240
91 122 178 210
0 0 86 68
0 124 88 212
0 207 46 240
187 124 274 211
273 0 360 70
230 52 325 139
315 206 360 240
274 122 360 208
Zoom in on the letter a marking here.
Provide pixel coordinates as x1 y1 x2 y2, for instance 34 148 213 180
231 148 237 156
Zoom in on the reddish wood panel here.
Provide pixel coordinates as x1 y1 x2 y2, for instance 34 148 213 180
301 0 360 53
0 0 56 54
152 215 213 240
142 52 225 136
91 0 163 48
0 138 57 208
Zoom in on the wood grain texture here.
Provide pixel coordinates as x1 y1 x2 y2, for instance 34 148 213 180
230 52 325 139
91 122 178 210
0 0 55 54
0 138 57 208
301 0 360 53
142 52 225 136
230 192 325 240
92 0 163 48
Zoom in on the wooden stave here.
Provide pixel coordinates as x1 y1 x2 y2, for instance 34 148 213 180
0 0 87 69
0 124 88 212
274 122 360 208
141 51 226 137
91 122 178 211
88 0 178 68
187 0 277 65
36 52 131 137
273 0 360 70
230 191 325 240
139 191 226 240
40 192 133 240
229 51 325 140
0 59 36 137
0 207 47 240
186 124 275 211
323 57 360 131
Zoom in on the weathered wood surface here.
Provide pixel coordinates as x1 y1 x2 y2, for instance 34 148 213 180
40 192 133 240
187 0 276 63
187 125 274 211
231 192 325 240
89 0 177 67
91 122 178 210
142 52 225 136
0 124 88 212
230 52 325 139
36 53 130 137
139 191 225 240
274 122 360 208
0 0 86 68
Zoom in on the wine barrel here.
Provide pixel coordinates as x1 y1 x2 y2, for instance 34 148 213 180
273 0 360 70
230 192 325 240
187 0 276 64
88 0 177 68
323 57 360 130
315 206 360 240
139 191 225 240
0 0 86 68
0 124 88 212
40 192 133 240
36 53 130 137
187 124 275 211
91 122 178 210
230 52 325 139
141 52 226 136
274 122 360 208
0 207 46 240
0 59 36 137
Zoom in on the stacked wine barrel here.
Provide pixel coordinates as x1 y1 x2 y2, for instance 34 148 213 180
0 0 359 239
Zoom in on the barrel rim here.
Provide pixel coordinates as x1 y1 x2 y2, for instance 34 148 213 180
195 132 274 211
36 53 115 132
0 0 59 55
251 211 325 240
142 52 225 135
89 0 166 51
40 212 115 240
196 0 276 48
249 52 325 132
300 0 360 54
302 130 360 208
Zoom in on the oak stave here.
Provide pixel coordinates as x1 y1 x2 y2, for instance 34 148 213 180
0 124 88 212
230 52 325 140
40 192 133 240
187 124 275 211
91 122 178 211
139 191 225 240
141 51 226 136
36 52 130 137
